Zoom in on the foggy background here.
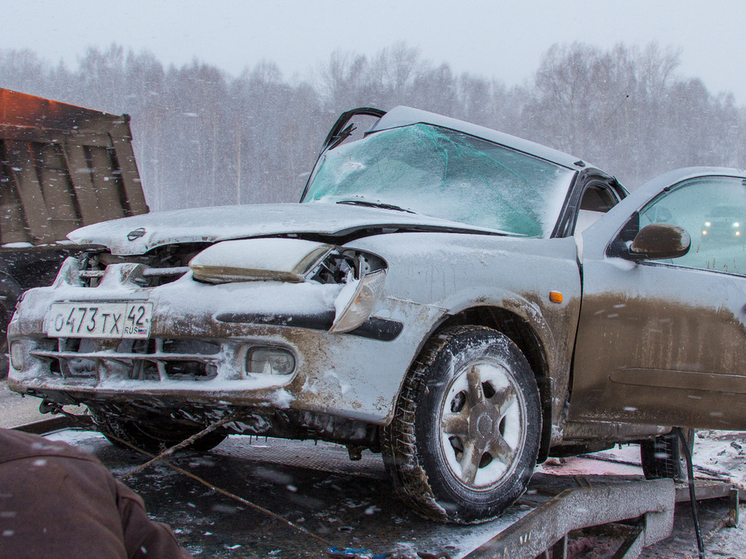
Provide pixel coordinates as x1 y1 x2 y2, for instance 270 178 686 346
1 41 743 211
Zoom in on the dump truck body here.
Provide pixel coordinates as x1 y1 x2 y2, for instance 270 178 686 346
0 88 148 374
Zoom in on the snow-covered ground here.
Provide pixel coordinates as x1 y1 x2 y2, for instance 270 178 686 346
541 430 746 490
690 430 746 488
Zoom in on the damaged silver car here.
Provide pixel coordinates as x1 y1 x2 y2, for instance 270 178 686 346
8 106 746 523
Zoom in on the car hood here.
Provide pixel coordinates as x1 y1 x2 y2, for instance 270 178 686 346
69 202 506 256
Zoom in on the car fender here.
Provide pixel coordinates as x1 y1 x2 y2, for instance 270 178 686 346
346 232 582 438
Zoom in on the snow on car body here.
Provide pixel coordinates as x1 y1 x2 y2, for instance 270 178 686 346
8 106 746 523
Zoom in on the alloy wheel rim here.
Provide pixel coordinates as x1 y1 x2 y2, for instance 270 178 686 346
439 360 526 490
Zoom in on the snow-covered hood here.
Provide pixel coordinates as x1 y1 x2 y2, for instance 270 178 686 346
69 202 504 256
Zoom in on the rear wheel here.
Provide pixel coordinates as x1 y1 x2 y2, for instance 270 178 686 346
383 326 542 523
93 413 226 454
641 428 694 482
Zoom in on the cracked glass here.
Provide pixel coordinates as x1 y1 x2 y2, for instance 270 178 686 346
304 124 575 238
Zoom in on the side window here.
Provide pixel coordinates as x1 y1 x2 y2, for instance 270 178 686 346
575 184 620 235
640 176 746 275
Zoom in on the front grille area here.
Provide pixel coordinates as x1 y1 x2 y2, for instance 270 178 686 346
33 337 221 382
76 242 211 288
79 265 191 288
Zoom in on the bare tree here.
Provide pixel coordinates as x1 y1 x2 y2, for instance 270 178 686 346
1 40 741 205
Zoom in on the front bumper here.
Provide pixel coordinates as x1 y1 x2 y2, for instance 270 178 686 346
8 261 442 426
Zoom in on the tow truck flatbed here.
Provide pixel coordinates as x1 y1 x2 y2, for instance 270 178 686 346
23 424 681 559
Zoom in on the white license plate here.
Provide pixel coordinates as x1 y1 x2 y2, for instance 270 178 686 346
46 302 153 339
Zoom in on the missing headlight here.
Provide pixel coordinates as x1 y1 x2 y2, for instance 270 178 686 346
310 249 386 284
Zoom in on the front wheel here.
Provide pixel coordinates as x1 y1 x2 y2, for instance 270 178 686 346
383 326 542 523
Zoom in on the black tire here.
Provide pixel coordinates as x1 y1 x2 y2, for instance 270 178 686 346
0 302 11 379
641 428 694 483
93 414 226 454
0 274 22 380
383 326 542 523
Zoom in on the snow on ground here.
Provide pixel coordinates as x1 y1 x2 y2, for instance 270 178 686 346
539 430 746 490
0 380 45 427
691 430 746 488
539 432 746 559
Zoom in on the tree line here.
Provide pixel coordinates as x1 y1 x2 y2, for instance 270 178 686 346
0 42 743 211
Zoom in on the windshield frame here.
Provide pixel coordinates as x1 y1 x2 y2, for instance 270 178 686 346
302 122 578 238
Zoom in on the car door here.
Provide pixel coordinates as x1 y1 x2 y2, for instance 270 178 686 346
569 171 746 430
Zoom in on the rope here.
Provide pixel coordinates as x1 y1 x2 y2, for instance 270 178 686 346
50 406 381 553
104 427 336 549
119 411 239 479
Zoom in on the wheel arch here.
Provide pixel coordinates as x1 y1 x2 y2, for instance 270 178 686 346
429 305 553 461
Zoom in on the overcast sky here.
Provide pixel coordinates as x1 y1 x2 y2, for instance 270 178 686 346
3 0 745 105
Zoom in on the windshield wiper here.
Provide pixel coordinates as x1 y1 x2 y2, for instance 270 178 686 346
336 200 416 214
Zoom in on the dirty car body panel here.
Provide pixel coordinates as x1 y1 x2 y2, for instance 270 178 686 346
10 106 743 522
571 168 746 430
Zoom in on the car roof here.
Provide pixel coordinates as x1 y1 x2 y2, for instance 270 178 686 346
635 166 746 194
368 105 590 171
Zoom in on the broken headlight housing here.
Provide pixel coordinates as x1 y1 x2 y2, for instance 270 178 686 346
189 238 334 283
188 238 388 334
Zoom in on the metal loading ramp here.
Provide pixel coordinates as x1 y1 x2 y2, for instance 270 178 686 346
465 478 674 559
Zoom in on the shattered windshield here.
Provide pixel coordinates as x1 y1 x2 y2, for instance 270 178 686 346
303 124 576 237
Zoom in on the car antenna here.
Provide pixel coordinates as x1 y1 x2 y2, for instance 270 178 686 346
603 94 630 125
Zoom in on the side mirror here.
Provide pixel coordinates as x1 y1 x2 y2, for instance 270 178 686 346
629 223 691 260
